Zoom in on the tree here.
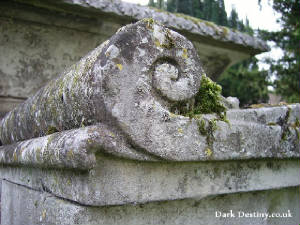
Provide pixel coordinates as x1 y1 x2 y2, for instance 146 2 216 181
228 8 238 29
217 6 269 107
177 0 193 15
166 0 176 12
259 0 300 103
148 0 155 7
217 0 227 26
218 58 269 106
148 0 165 9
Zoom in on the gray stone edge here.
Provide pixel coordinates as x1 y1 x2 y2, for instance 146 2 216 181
23 0 269 52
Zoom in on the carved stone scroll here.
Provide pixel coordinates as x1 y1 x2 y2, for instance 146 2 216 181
0 20 299 163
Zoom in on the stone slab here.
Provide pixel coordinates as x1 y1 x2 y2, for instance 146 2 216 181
1 179 299 225
0 157 299 206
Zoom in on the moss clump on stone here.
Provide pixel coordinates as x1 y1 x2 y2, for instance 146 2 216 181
197 119 207 135
194 76 226 118
154 29 175 49
294 118 300 127
196 117 218 151
280 107 292 142
205 147 213 157
163 29 175 49
142 18 155 29
290 117 300 139
46 126 58 135
221 27 229 36
170 76 227 122
174 13 204 25
204 21 216 29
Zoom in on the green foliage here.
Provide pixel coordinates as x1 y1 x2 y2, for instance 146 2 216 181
259 0 300 103
218 58 269 107
148 0 165 9
148 0 155 7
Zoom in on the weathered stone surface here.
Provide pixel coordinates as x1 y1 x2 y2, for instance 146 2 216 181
1 175 299 225
223 96 240 109
0 105 299 165
0 155 299 206
0 124 157 170
0 4 107 98
0 19 203 145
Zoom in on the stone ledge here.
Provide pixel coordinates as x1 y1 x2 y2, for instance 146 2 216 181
2 180 298 225
16 0 268 53
0 158 299 206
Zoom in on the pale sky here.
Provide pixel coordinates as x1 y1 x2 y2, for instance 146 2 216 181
122 0 283 69
122 0 281 31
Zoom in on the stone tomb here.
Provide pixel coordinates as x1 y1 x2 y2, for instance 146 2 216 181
0 20 299 225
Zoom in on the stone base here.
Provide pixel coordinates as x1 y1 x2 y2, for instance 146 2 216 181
1 156 299 225
0 157 299 206
1 179 299 225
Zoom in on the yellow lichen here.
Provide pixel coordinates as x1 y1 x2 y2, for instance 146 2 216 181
35 147 42 162
221 27 229 37
108 132 115 138
204 21 216 29
142 18 155 29
154 39 161 47
250 103 270 109
178 128 183 134
174 13 203 25
169 113 178 118
31 104 37 112
182 48 188 59
41 209 46 220
116 64 123 71
13 151 18 162
67 149 74 159
86 138 93 144
205 148 213 157
154 30 175 49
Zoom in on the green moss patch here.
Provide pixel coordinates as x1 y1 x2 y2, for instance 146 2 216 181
171 76 227 121
46 126 59 135
194 76 226 117
170 76 228 150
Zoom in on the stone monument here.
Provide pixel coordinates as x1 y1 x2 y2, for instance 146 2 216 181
0 19 299 225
